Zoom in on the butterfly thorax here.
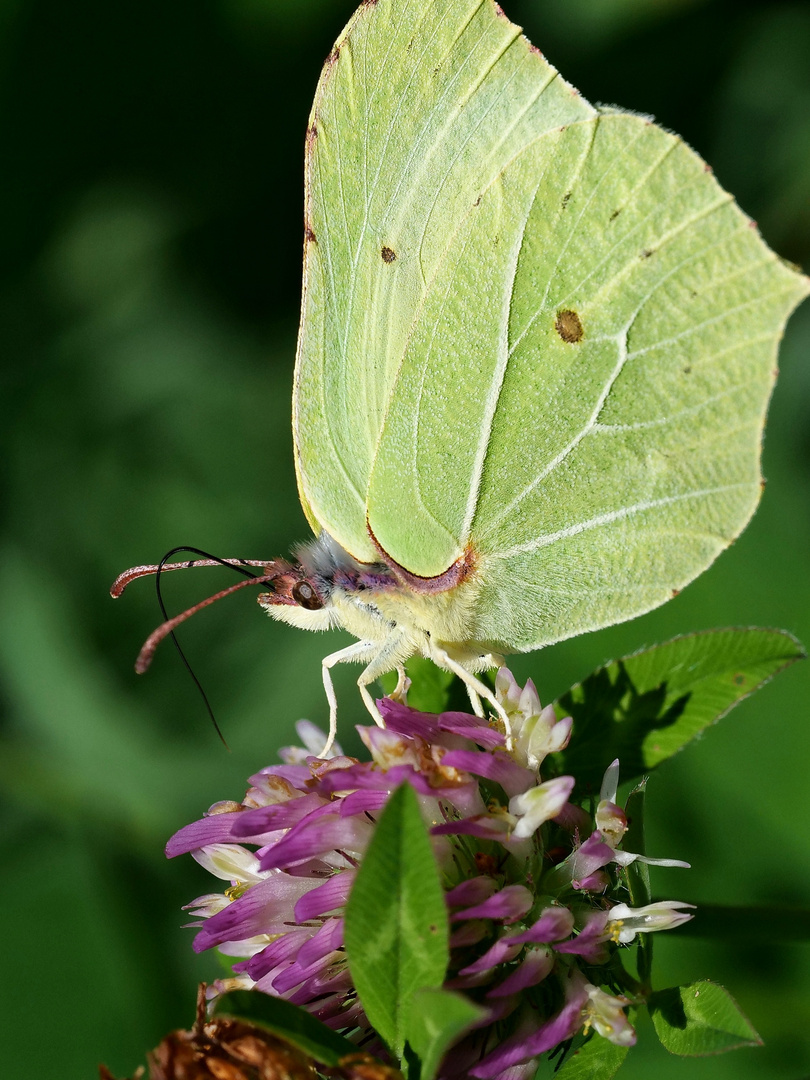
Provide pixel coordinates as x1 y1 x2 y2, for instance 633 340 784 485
258 531 486 652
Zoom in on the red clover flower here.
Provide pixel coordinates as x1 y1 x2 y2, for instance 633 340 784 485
168 670 693 1079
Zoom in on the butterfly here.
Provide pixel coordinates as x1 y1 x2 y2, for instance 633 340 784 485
114 0 808 753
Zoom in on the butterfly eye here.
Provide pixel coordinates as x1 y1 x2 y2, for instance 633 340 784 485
292 579 324 610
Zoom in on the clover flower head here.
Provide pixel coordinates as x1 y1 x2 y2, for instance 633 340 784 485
168 670 693 1079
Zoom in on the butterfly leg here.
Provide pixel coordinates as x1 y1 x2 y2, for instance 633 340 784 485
465 685 485 717
391 664 409 702
428 642 514 749
467 653 506 717
356 631 413 728
321 640 379 756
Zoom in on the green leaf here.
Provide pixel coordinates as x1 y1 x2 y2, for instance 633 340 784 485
345 783 450 1057
553 1032 629 1078
555 628 804 787
405 988 484 1080
213 990 357 1066
648 981 762 1055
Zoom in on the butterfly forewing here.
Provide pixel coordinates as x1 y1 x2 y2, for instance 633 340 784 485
294 0 594 564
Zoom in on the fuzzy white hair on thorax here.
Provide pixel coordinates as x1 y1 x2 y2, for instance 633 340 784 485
294 531 365 579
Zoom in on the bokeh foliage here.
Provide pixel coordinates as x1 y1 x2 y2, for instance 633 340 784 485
1 0 808 1076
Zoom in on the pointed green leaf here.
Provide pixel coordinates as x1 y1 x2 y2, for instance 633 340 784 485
213 990 358 1066
345 783 450 1056
555 627 804 787
648 981 762 1055
405 987 484 1080
554 1032 629 1078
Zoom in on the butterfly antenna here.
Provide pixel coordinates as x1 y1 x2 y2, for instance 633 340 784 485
110 549 275 597
114 547 283 749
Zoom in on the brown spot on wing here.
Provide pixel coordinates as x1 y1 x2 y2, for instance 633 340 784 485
555 309 584 344
381 246 397 263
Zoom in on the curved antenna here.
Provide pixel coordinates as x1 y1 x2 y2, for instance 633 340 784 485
113 547 283 748
141 567 279 674
111 550 275 598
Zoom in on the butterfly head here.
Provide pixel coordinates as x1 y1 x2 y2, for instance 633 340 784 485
256 558 333 631
258 532 405 637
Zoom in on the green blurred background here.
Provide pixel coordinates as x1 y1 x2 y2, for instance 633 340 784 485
1 0 809 1076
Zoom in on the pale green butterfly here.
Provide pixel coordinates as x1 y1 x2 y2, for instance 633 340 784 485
117 0 808 753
